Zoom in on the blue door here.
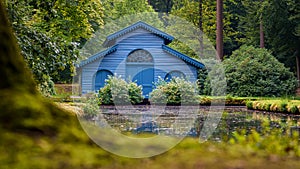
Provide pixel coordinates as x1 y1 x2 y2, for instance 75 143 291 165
95 70 113 91
126 49 154 98
132 67 154 98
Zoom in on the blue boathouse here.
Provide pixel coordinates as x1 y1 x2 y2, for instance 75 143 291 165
78 21 205 97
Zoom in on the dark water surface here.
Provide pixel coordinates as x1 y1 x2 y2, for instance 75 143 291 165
95 106 300 141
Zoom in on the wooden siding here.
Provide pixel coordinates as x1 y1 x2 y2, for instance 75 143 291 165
80 29 198 94
81 57 103 93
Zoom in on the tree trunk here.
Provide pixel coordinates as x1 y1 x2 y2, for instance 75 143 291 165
216 0 224 60
199 0 204 57
166 0 171 14
260 0 265 48
296 50 300 87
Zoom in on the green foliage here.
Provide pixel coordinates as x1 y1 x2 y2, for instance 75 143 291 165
228 116 300 157
98 76 143 105
246 101 253 109
223 45 297 97
170 0 241 57
83 96 100 119
25 0 104 43
150 77 199 105
6 0 104 93
80 3 160 59
197 68 208 95
263 103 271 111
238 0 266 46
148 0 173 13
102 0 154 22
203 64 227 96
262 0 299 70
9 21 78 95
289 105 298 114
279 102 288 112
238 0 300 71
246 99 300 114
98 83 113 105
128 82 144 105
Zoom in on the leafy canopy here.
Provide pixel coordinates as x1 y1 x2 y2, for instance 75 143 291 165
6 0 104 95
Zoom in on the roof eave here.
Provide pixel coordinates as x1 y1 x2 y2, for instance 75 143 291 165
78 44 118 67
162 45 205 69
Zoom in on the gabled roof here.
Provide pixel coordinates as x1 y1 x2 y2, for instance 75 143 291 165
79 44 118 67
103 21 174 47
162 45 205 69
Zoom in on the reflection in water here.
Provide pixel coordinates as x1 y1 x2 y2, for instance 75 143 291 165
89 106 300 141
210 109 300 141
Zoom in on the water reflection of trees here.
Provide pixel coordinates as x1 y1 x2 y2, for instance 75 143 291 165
208 111 300 142
87 106 300 141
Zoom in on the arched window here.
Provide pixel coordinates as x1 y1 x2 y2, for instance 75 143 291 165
165 71 186 81
126 49 153 63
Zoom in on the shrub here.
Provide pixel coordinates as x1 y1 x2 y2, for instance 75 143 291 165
98 75 143 105
128 82 144 104
289 105 298 114
200 96 211 105
263 103 271 111
83 95 99 119
150 77 199 105
222 45 297 97
202 62 227 96
98 83 113 105
270 103 278 111
279 102 288 112
246 101 253 109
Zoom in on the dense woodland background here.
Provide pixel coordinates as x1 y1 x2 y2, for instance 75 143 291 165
5 0 300 96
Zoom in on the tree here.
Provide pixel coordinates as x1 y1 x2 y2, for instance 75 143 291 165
102 0 154 22
198 0 204 57
148 0 173 14
26 0 104 44
238 0 266 47
263 0 300 83
238 0 299 72
259 0 265 48
81 0 158 59
286 0 300 85
170 0 238 58
6 0 104 94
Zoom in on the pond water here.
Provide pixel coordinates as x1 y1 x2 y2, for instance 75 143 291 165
91 106 300 141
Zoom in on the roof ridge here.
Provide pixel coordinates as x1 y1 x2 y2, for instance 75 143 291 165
103 21 174 47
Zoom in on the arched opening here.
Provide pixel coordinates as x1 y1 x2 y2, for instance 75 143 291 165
165 70 186 82
126 49 154 98
94 69 113 91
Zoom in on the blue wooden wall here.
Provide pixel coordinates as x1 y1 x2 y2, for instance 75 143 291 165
80 28 198 95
